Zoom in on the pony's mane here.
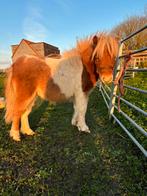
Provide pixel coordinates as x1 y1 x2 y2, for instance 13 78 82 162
92 33 118 60
62 36 92 58
63 32 118 60
62 48 79 58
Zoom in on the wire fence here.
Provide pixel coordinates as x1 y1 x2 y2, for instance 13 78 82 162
99 24 147 157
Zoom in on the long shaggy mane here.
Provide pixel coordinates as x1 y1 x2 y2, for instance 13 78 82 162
63 32 118 60
91 33 118 60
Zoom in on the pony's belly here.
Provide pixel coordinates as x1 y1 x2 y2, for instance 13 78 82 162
37 78 69 102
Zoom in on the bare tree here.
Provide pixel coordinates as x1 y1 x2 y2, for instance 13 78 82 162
111 14 147 49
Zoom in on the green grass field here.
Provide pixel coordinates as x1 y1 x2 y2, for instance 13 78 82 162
0 73 5 96
0 75 146 195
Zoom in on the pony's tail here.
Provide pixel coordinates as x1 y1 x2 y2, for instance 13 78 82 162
5 67 15 124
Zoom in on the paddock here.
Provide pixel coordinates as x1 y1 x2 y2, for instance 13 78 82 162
0 26 146 194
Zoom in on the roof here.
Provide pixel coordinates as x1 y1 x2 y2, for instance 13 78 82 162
12 39 37 57
11 39 59 58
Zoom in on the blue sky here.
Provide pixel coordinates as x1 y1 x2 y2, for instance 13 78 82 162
0 0 146 68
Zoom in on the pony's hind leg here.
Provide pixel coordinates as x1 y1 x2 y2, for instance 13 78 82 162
20 101 35 136
10 93 36 141
10 116 21 142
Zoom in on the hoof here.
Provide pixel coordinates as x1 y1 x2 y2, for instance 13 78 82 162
10 130 21 142
79 129 91 133
20 129 35 136
77 125 91 133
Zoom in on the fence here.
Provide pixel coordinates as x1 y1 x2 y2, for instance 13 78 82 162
99 25 147 157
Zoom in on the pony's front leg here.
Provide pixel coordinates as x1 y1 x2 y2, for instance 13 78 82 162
71 100 78 126
74 92 90 133
10 116 21 141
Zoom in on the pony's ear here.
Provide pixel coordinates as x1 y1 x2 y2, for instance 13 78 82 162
92 35 98 48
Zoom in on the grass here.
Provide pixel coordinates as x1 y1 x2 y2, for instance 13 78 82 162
0 75 146 195
115 72 147 149
0 73 5 96
124 72 147 110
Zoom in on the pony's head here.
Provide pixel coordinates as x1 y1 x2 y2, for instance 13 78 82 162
77 33 119 84
92 33 119 83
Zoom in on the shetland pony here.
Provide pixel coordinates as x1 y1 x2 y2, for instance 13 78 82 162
5 33 118 141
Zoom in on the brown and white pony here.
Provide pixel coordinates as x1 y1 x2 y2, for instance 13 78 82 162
5 33 118 141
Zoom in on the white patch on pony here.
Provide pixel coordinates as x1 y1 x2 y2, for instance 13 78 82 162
71 101 78 126
46 56 90 132
46 56 83 99
74 90 90 133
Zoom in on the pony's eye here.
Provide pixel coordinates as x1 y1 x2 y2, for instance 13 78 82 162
95 57 100 63
114 57 117 62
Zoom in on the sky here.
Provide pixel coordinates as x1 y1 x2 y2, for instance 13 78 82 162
0 0 146 68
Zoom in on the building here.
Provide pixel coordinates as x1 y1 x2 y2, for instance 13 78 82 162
11 39 60 62
131 50 147 67
122 47 147 68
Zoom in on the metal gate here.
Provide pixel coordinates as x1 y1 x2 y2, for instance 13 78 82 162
99 25 147 157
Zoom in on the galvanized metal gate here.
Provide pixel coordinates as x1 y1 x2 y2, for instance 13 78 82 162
99 25 147 157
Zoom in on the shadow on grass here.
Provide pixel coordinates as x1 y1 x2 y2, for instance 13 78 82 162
29 100 48 130
26 100 119 195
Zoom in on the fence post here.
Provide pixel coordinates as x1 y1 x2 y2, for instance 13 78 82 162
108 43 124 119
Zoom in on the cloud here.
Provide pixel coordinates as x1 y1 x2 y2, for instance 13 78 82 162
22 6 48 42
53 0 71 11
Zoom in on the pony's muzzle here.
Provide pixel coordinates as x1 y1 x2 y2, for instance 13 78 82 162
100 74 113 84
